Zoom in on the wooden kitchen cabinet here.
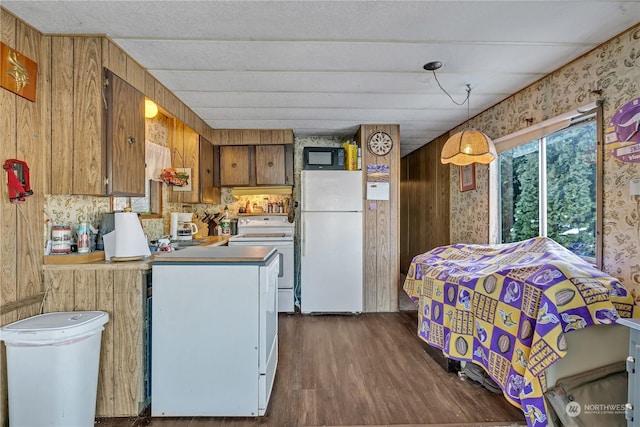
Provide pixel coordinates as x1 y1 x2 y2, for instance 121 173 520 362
167 121 201 203
256 145 286 185
105 69 146 196
199 136 221 204
168 123 221 204
50 36 145 196
219 145 253 186
216 144 293 187
42 264 151 417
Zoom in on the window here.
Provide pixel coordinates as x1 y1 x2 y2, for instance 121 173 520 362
491 104 602 266
111 180 163 218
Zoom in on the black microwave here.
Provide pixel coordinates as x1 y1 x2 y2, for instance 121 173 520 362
303 147 345 170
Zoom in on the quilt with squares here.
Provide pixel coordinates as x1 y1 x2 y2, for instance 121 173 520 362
403 237 637 427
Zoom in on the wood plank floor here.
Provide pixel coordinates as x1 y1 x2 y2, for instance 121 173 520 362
96 312 525 427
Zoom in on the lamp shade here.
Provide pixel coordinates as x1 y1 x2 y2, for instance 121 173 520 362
145 99 159 119
441 128 497 165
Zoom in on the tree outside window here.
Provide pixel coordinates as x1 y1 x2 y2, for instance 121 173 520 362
499 120 597 260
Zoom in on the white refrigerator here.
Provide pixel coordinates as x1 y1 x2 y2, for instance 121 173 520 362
301 170 363 313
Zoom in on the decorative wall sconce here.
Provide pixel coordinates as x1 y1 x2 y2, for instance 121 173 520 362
145 99 159 119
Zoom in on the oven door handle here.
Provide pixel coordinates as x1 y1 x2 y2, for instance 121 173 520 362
278 252 284 278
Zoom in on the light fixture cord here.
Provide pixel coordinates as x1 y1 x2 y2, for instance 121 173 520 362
466 84 471 127
430 70 470 106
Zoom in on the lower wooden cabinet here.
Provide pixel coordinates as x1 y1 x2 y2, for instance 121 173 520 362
42 264 151 417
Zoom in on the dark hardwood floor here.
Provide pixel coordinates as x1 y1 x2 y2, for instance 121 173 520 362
96 312 525 427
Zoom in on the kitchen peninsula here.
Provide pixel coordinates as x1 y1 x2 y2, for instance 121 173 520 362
40 236 231 417
152 246 279 416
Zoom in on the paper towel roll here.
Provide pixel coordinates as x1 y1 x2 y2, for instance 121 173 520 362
103 212 151 261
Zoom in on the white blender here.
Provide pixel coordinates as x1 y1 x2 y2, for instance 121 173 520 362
170 212 198 241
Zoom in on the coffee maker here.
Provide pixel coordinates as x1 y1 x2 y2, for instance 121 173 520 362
170 212 198 241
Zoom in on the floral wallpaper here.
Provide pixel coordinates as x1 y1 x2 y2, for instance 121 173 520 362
450 24 640 298
44 195 110 242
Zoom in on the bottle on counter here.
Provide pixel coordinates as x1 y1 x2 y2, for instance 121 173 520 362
77 222 91 253
221 206 231 235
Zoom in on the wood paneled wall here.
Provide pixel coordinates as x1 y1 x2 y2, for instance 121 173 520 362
0 8 220 423
399 134 450 274
0 9 50 423
358 125 400 312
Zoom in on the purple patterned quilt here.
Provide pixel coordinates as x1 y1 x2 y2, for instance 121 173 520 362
403 237 637 426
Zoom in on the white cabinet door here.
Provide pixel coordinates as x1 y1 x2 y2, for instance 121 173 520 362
152 264 260 416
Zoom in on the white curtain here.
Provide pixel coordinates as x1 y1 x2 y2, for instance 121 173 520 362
145 141 171 181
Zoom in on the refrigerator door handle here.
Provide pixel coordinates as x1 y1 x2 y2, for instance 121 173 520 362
301 214 305 256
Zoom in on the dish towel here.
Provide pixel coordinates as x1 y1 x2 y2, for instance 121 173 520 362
145 141 171 181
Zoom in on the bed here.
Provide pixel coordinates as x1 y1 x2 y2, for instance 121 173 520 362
402 237 638 427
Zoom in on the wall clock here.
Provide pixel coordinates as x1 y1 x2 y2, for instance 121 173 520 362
367 131 393 156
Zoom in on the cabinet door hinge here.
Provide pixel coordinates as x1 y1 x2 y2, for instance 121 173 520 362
627 355 635 374
626 403 634 422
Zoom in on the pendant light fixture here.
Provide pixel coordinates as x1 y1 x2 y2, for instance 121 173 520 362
424 61 496 165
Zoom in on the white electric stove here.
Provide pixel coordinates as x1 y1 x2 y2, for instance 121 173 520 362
228 215 295 313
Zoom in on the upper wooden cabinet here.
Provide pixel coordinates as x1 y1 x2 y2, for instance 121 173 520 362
50 35 212 196
256 145 286 185
167 121 199 203
168 124 221 204
219 145 253 186
212 128 294 186
50 37 146 196
199 136 221 204
215 144 293 187
105 69 146 196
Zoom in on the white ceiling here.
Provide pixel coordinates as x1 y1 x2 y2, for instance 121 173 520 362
3 1 640 157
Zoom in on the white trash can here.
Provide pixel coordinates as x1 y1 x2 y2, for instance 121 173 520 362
0 311 109 427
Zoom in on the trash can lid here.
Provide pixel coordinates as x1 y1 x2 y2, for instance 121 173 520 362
0 311 109 345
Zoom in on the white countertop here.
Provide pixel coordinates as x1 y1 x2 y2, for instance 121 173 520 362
153 245 277 263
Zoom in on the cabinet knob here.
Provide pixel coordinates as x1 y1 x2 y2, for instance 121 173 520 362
232 163 237 169
268 161 274 167
127 136 136 145
206 168 211 174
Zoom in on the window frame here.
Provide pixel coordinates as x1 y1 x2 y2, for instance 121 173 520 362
489 102 604 268
110 179 163 219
